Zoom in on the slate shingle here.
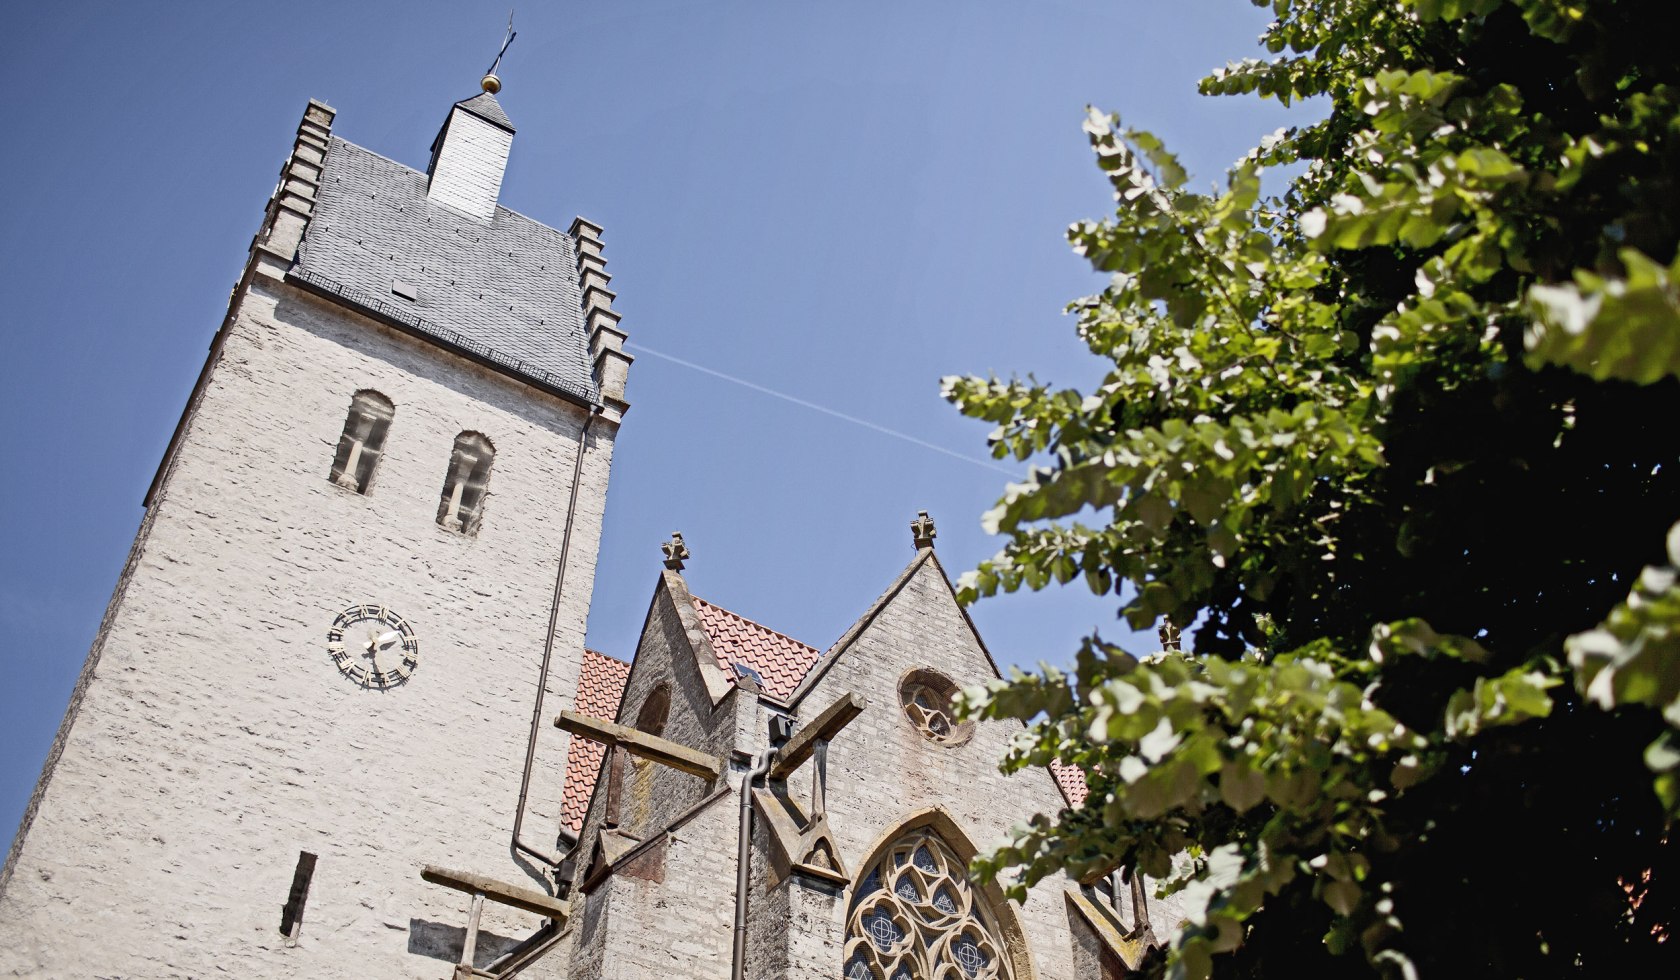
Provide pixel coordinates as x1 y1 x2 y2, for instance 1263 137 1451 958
292 136 598 403
453 92 514 132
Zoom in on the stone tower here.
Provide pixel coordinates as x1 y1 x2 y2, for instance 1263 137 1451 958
0 82 631 977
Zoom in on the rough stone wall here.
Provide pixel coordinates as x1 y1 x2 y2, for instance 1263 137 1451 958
561 575 742 867
557 555 1100 980
557 791 740 980
427 108 512 222
788 555 1082 980
614 577 743 843
0 274 615 979
559 574 756 979
1067 899 1123 980
745 822 846 980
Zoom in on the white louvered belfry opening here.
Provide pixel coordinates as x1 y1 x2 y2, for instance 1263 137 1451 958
426 107 512 222
437 432 494 534
328 390 394 494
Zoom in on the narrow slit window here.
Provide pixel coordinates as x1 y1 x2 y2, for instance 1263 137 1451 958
438 432 494 533
328 391 394 494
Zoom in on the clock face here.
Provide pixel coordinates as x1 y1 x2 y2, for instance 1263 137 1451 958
326 603 418 689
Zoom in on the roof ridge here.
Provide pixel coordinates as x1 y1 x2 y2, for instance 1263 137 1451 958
691 595 819 653
455 91 514 132
327 135 418 177
582 647 629 665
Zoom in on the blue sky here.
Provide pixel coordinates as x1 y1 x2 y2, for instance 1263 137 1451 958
0 1 1310 844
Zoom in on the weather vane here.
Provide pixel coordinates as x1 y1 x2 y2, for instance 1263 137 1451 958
481 11 517 93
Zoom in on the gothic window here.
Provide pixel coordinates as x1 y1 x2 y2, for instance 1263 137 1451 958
843 829 1013 980
899 669 973 746
635 685 670 738
437 432 493 534
328 390 393 494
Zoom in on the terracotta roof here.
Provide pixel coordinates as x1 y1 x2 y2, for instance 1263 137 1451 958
692 596 824 701
560 649 632 836
1051 760 1089 807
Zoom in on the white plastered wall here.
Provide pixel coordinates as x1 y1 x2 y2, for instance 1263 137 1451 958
0 275 616 979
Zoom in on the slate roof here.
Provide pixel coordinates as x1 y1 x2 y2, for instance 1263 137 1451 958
452 92 514 131
692 597 825 701
291 136 598 403
560 649 632 836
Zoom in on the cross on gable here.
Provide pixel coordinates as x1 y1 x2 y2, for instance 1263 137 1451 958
910 511 937 550
661 531 690 570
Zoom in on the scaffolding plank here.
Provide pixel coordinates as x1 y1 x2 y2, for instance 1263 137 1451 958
420 865 570 920
554 709 723 780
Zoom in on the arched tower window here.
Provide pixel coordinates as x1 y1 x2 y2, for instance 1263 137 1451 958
437 432 494 533
844 827 1015 980
328 390 393 494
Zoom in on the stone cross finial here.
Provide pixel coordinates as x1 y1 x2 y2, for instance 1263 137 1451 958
910 511 937 550
661 532 690 571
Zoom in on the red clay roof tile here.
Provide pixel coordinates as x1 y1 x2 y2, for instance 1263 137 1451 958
557 606 1084 838
559 648 631 836
1050 759 1089 807
692 596 824 701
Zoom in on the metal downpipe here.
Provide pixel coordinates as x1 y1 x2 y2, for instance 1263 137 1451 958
512 404 599 868
732 749 774 980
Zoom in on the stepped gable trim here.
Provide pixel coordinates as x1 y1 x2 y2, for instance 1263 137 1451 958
570 217 632 408
560 649 632 836
290 134 600 405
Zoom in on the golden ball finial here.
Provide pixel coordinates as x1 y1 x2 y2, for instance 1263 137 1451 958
480 73 502 94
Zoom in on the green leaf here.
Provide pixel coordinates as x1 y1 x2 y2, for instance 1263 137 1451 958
1525 248 1680 385
1220 760 1267 812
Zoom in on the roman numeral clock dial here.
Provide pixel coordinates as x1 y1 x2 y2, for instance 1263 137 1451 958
325 603 418 689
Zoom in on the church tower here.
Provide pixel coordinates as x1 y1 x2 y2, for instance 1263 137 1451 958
0 76 630 976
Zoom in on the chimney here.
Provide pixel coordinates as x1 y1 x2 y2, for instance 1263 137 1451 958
426 90 514 221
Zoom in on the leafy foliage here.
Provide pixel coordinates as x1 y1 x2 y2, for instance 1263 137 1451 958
946 1 1680 975
1568 520 1680 812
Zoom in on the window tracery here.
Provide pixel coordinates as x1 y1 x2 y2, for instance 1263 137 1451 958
843 829 1013 980
437 431 493 533
328 390 393 494
898 669 972 746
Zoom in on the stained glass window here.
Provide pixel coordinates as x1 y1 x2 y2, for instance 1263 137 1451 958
841 829 1013 979
898 670 974 746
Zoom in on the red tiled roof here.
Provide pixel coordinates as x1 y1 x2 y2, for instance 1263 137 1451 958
1051 759 1089 807
692 596 824 701
560 649 632 835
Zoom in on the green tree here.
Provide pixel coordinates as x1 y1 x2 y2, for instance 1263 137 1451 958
946 1 1680 975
